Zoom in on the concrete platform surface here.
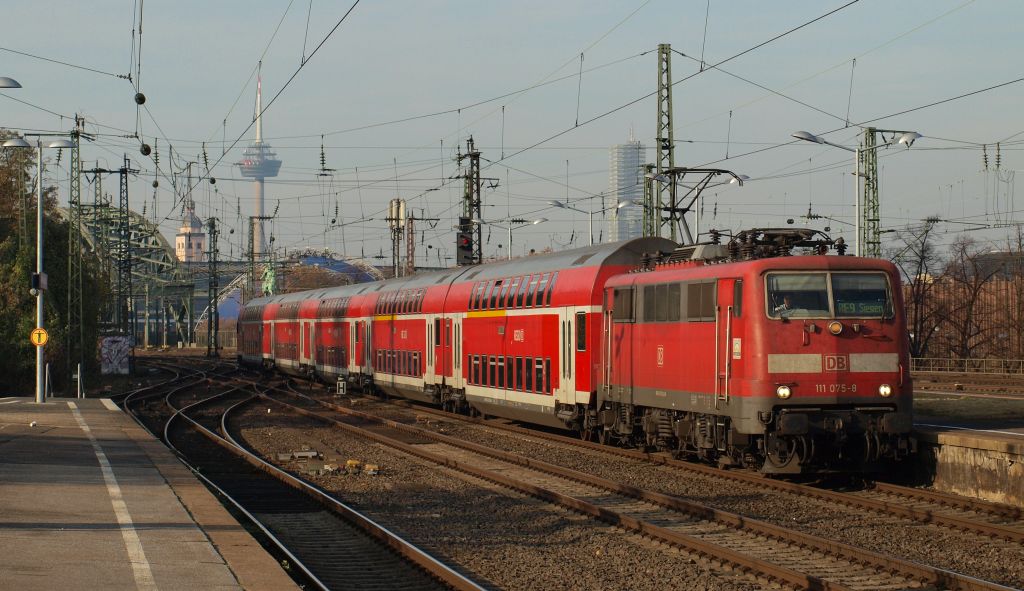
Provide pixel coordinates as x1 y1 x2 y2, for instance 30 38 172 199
0 396 299 591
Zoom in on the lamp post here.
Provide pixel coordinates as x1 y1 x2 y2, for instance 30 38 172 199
791 129 920 257
547 199 633 246
467 218 547 260
3 134 76 403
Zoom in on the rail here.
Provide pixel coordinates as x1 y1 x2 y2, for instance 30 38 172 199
912 357 1024 375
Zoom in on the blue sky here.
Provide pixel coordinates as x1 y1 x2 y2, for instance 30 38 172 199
3 0 1022 263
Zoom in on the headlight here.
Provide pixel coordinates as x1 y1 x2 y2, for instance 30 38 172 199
827 321 843 335
776 385 792 399
878 384 893 397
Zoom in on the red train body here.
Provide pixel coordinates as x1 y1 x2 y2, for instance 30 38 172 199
239 232 914 473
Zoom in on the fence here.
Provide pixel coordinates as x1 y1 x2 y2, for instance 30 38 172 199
911 357 1024 375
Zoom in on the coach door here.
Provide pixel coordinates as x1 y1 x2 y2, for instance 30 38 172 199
364 321 373 373
425 317 437 384
556 308 576 403
301 321 314 369
442 318 452 378
715 279 741 409
450 316 463 389
605 285 634 406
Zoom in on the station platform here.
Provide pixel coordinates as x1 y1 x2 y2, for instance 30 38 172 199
910 388 1024 506
0 396 298 591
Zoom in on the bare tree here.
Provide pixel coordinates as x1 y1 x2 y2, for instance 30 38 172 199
890 219 945 357
938 236 1002 360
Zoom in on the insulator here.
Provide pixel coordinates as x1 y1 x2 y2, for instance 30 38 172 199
202 143 210 169
741 233 755 260
996 143 1001 169
727 239 739 260
834 236 847 256
709 229 721 244
134 92 146 105
152 180 158 188
982 144 989 171
209 177 216 185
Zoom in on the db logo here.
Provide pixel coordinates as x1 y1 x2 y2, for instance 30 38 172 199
513 329 525 342
657 346 665 368
824 355 849 372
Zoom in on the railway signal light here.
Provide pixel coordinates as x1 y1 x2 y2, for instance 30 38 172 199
457 216 474 265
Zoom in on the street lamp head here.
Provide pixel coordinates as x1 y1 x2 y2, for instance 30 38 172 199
47 139 75 149
531 218 547 225
2 137 32 148
729 174 750 185
791 131 824 144
616 200 635 210
644 172 670 183
897 132 922 148
547 200 566 209
0 77 22 89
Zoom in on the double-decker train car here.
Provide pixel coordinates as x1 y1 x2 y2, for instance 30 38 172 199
239 229 915 473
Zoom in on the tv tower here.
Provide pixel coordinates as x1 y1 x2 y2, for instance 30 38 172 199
236 72 282 256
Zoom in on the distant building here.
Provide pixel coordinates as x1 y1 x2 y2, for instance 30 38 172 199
608 132 645 242
175 207 205 262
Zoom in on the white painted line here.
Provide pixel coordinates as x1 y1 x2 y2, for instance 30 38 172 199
916 423 1024 438
70 405 157 590
0 397 15 401
0 400 21 405
101 399 120 412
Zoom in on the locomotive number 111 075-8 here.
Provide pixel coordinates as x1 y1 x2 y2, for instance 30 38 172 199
814 383 858 394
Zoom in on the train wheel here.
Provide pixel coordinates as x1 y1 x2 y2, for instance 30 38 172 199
765 435 799 470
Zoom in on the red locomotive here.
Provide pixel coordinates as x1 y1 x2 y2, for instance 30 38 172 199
238 229 914 473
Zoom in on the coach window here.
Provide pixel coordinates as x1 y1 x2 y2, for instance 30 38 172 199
497 356 506 388
546 272 558 305
506 277 521 307
515 275 530 308
525 275 540 307
505 357 514 389
575 312 586 351
733 280 743 317
612 287 634 322
434 319 442 346
643 285 658 322
490 280 504 309
536 273 551 307
487 356 496 387
667 283 681 321
536 359 546 394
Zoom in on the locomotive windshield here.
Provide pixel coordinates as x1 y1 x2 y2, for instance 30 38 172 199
766 272 891 319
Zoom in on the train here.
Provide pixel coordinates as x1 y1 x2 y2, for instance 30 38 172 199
238 228 915 474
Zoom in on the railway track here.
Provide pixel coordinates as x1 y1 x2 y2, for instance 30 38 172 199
914 372 1024 397
261 385 1015 591
318 381 1024 545
120 372 482 591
